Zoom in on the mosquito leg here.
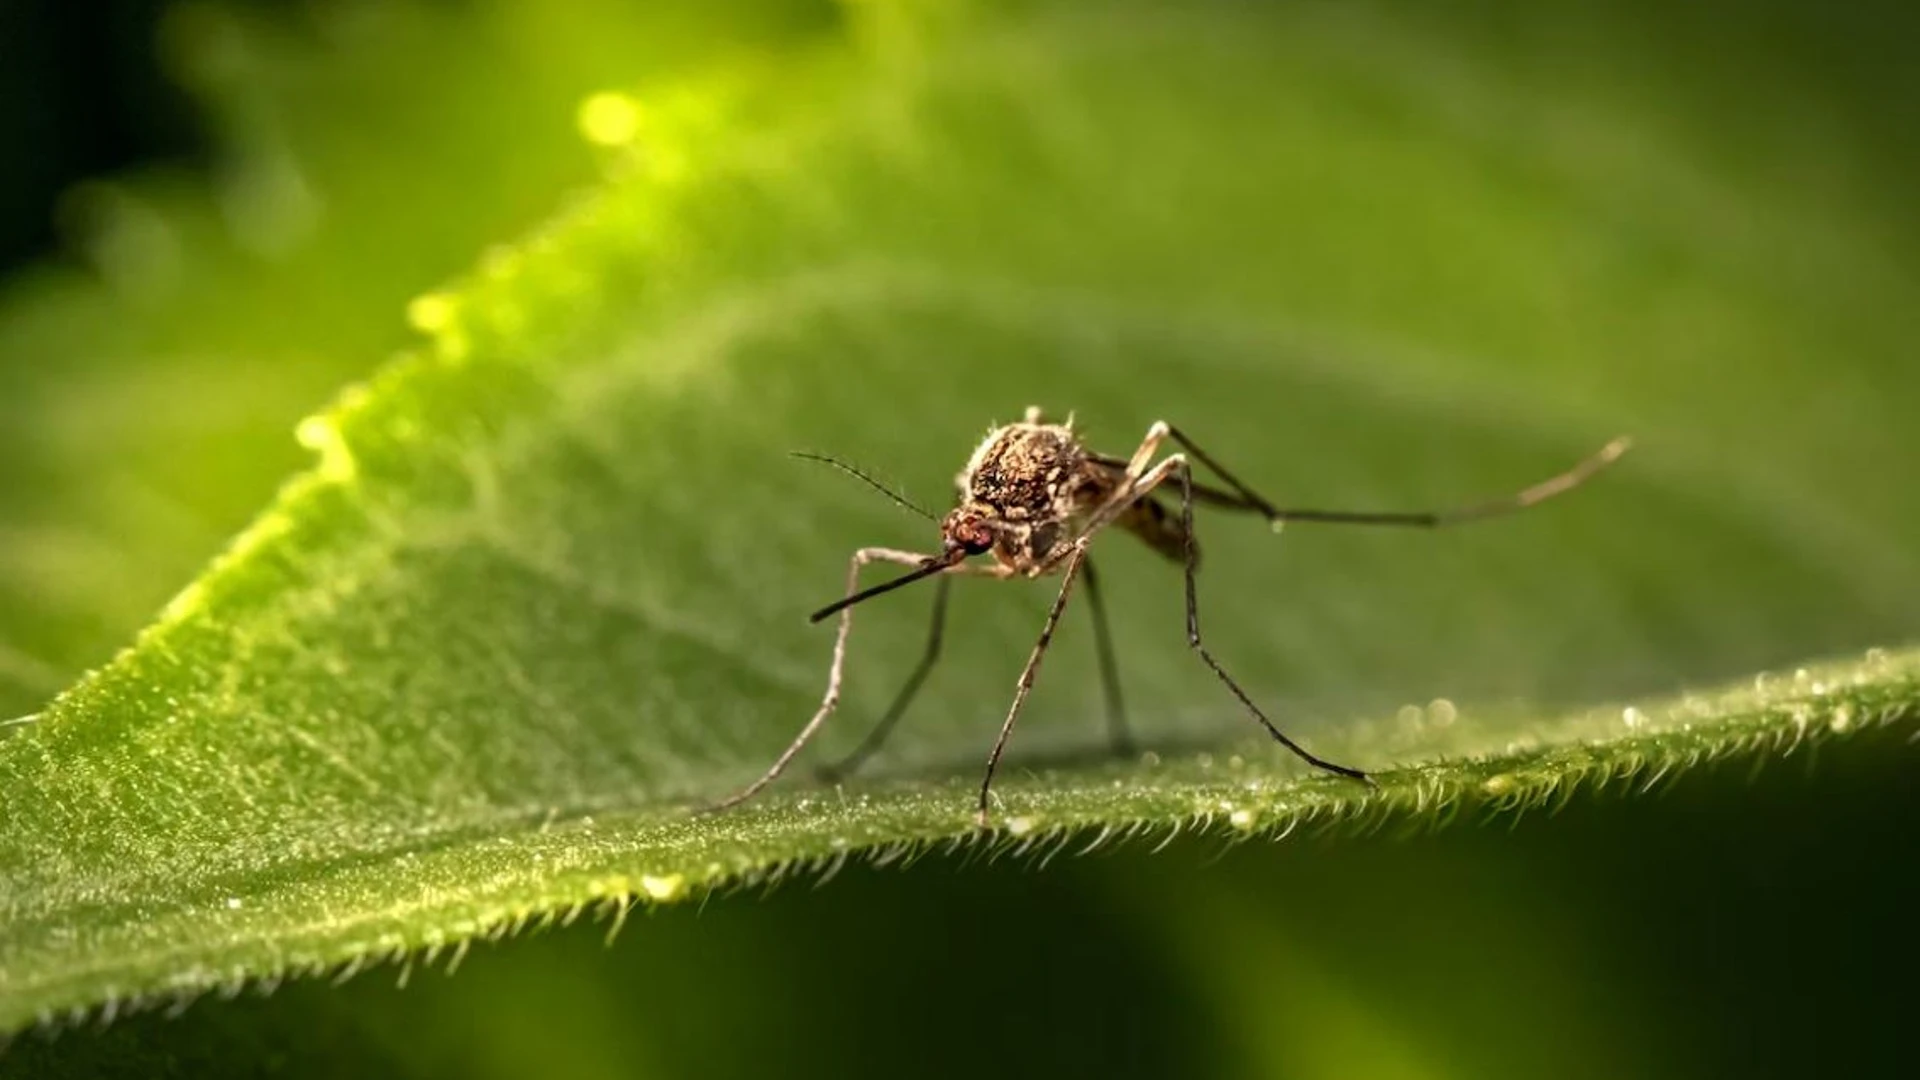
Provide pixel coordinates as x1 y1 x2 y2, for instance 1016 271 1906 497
816 575 952 783
704 546 938 813
1123 421 1170 478
1059 424 1175 552
1159 426 1631 528
977 539 1091 827
1169 458 1373 784
1080 557 1134 758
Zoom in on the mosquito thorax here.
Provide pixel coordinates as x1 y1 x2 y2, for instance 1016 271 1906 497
949 417 1117 574
959 420 1105 523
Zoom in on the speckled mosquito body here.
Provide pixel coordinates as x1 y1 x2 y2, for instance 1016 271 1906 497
707 406 1631 828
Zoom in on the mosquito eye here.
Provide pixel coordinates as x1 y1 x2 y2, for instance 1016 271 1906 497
963 527 994 555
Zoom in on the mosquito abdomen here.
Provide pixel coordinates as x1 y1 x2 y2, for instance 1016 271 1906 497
1118 496 1197 567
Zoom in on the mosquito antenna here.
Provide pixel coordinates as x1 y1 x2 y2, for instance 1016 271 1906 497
791 452 938 522
1 712 41 729
810 553 959 623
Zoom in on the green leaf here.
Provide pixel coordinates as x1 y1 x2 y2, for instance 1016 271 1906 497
5 0 1919 1035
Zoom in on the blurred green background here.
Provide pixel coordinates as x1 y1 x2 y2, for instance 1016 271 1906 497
1 0 1915 1076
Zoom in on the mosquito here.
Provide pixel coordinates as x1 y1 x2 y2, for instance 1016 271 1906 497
708 407 1631 828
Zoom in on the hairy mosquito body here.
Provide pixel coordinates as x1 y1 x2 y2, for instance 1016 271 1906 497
949 414 1163 576
707 406 1631 828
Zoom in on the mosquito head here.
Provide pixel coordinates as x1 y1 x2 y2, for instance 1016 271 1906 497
940 508 995 558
